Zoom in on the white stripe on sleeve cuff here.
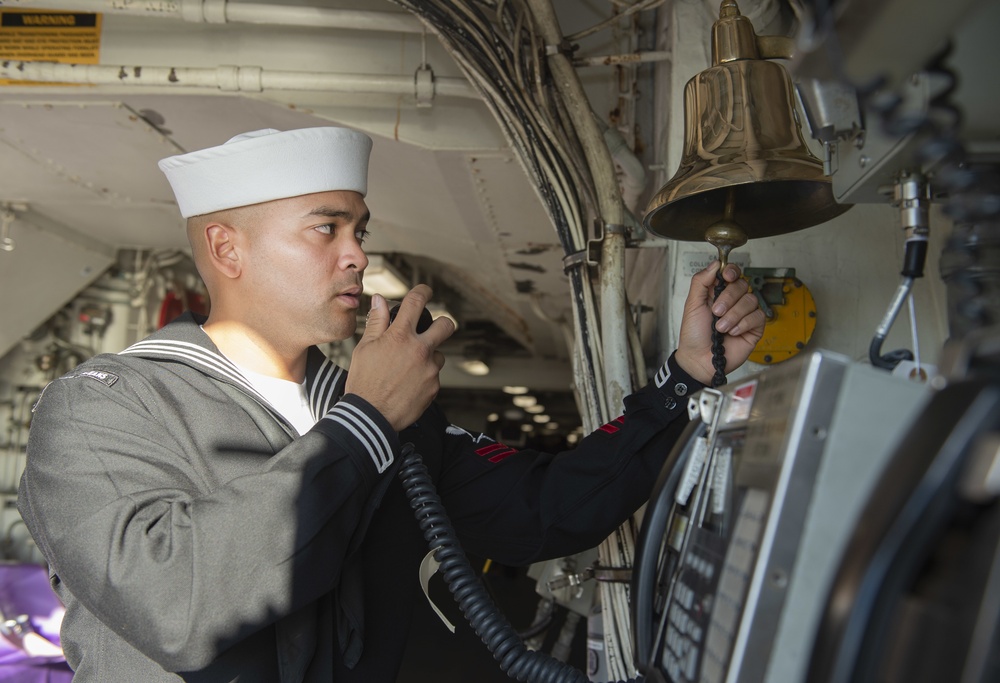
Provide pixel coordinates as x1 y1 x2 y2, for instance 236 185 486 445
323 402 394 473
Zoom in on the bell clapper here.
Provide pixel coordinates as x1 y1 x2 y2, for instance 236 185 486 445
703 190 748 387
705 222 747 270
704 187 748 269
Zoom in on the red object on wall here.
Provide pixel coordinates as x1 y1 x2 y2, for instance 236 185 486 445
158 290 209 329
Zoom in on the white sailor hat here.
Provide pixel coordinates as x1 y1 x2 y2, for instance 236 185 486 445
158 127 373 218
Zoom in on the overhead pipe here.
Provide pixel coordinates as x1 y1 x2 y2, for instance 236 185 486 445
6 0 426 33
0 61 478 100
602 123 648 216
526 0 632 414
524 3 636 679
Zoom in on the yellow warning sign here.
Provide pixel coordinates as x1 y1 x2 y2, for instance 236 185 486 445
0 9 102 86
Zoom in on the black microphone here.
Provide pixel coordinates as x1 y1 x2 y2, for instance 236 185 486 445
388 302 434 333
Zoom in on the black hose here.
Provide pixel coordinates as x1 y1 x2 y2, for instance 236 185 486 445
869 334 913 370
516 604 556 640
900 239 928 280
398 442 644 683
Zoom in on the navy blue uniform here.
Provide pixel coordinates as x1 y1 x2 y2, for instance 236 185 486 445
18 312 700 681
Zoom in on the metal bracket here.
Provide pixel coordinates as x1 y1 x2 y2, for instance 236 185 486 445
546 562 632 592
562 250 591 274
414 64 434 108
697 388 723 426
743 267 797 320
1 205 16 253
586 220 627 263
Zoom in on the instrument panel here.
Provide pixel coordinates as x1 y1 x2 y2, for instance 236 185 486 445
633 351 929 683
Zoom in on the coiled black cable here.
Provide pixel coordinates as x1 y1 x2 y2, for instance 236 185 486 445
864 45 1000 338
398 442 644 683
809 0 1000 347
861 43 1000 365
861 46 970 215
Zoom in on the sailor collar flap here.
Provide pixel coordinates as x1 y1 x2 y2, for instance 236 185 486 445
118 312 347 422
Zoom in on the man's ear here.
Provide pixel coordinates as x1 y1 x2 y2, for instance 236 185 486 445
204 223 242 279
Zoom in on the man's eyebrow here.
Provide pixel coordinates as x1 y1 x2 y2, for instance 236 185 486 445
304 207 371 223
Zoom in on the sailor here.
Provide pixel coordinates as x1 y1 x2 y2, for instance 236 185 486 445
17 127 765 681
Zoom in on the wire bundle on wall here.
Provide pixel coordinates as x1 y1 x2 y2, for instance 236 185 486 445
387 0 607 428
388 0 651 678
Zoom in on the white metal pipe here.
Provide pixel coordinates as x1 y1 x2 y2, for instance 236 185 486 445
0 61 478 99
603 124 647 215
526 3 635 680
223 3 422 32
527 0 632 415
7 0 426 33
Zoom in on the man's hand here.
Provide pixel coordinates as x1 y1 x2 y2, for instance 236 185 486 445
345 285 456 431
674 262 766 385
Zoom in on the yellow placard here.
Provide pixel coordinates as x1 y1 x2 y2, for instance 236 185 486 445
0 9 102 86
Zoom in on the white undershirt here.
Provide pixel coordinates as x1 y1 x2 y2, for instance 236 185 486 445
234 363 316 436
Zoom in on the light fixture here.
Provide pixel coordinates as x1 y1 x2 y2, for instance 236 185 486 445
545 422 559 430
567 433 579 444
486 412 499 422
520 424 534 433
459 344 490 376
525 404 546 414
532 414 550 424
502 386 529 395
512 395 537 408
363 254 410 299
460 359 490 376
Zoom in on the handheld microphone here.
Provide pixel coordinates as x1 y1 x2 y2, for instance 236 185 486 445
388 302 434 333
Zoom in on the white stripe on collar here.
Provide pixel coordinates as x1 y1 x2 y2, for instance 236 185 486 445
309 359 345 419
123 338 349 429
121 340 264 399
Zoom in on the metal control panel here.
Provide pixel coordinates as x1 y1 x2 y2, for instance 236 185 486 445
642 350 929 683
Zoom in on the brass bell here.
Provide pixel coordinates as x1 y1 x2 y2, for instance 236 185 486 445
643 0 851 265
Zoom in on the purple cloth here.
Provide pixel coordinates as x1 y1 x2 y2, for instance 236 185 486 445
0 564 72 682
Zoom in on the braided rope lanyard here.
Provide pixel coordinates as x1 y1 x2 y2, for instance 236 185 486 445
711 272 728 387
